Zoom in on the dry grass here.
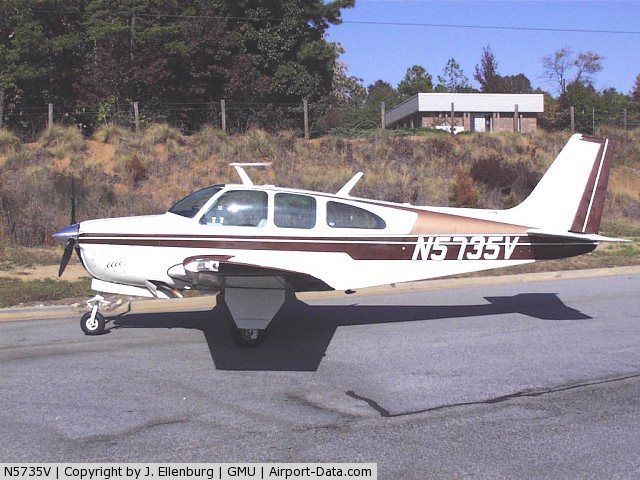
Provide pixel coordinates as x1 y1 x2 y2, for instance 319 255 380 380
0 124 638 247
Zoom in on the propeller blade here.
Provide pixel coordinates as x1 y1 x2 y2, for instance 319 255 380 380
70 177 76 225
74 246 84 267
58 239 75 277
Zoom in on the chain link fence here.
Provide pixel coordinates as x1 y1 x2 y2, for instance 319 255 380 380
2 99 639 141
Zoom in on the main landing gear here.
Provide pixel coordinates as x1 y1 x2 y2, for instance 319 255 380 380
80 295 110 335
230 326 266 348
222 287 286 348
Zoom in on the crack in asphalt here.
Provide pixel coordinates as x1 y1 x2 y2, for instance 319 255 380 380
68 415 196 446
346 372 640 418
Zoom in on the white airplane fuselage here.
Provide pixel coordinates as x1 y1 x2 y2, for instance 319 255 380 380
76 182 598 291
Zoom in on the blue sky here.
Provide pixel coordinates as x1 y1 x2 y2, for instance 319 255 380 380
326 0 640 95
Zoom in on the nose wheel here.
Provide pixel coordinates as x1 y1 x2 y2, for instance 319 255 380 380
81 311 106 335
80 295 110 335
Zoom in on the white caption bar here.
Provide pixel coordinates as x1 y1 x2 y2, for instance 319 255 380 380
0 464 377 480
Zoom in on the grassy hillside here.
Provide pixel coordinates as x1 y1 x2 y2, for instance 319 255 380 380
0 124 639 247
0 124 638 307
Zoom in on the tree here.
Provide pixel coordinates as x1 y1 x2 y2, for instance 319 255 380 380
474 46 502 93
437 58 471 92
561 81 598 133
542 46 573 95
499 74 533 94
1 0 356 133
329 46 366 104
0 3 86 131
574 51 604 86
397 65 433 99
367 80 399 106
633 74 640 108
542 47 604 95
338 79 399 129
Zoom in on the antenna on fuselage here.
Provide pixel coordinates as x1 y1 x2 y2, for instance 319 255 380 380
229 162 272 186
336 171 364 197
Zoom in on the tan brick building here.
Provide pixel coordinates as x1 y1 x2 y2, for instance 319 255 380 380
385 93 544 133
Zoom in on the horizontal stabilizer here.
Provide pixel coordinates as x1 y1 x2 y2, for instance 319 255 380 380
527 229 629 243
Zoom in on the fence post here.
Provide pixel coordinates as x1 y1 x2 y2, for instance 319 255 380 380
48 103 54 130
450 102 455 135
0 90 4 129
570 106 575 133
303 99 309 140
380 101 386 130
514 104 519 132
221 99 226 133
623 108 627 130
592 106 595 134
133 102 139 132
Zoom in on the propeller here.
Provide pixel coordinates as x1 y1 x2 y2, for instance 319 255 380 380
70 176 76 225
55 176 80 277
58 238 76 277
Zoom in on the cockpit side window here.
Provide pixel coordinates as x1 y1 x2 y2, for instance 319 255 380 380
326 201 386 229
200 190 268 227
169 185 223 218
274 193 316 229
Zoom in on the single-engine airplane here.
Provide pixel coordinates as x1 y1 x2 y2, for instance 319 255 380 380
53 134 624 346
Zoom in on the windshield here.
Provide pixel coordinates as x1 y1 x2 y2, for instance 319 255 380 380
168 185 224 218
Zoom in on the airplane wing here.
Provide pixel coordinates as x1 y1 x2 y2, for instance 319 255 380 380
167 254 335 292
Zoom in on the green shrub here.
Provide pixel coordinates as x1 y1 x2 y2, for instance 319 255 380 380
3 148 38 170
38 125 85 155
94 123 129 144
0 129 20 154
143 123 183 145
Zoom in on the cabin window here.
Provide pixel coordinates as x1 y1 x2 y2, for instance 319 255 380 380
274 193 316 229
200 190 268 227
169 185 223 218
326 201 386 229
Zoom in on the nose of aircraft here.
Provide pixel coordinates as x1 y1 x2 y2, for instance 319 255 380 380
52 223 80 244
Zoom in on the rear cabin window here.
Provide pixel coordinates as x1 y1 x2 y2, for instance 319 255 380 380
274 193 316 229
326 201 386 229
200 190 268 227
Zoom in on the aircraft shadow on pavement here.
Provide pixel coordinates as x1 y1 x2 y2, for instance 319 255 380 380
111 292 591 372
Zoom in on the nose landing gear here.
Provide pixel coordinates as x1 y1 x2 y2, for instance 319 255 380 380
80 295 110 335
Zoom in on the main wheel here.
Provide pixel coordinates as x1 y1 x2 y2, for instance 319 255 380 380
231 326 266 348
80 312 106 336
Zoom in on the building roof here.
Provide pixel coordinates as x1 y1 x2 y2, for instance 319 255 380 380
386 93 545 126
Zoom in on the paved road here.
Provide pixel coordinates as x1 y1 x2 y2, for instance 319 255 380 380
1 273 639 478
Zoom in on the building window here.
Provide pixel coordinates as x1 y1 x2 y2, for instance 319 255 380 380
326 201 386 229
274 193 316 229
200 190 268 227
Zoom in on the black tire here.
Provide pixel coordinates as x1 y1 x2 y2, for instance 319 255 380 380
230 325 266 348
80 312 106 335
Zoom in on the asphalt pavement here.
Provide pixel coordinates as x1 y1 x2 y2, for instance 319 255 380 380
1 272 639 479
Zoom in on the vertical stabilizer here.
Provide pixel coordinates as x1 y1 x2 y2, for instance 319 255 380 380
506 134 613 234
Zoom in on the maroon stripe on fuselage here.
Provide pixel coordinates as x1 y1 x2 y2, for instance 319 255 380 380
79 234 596 261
